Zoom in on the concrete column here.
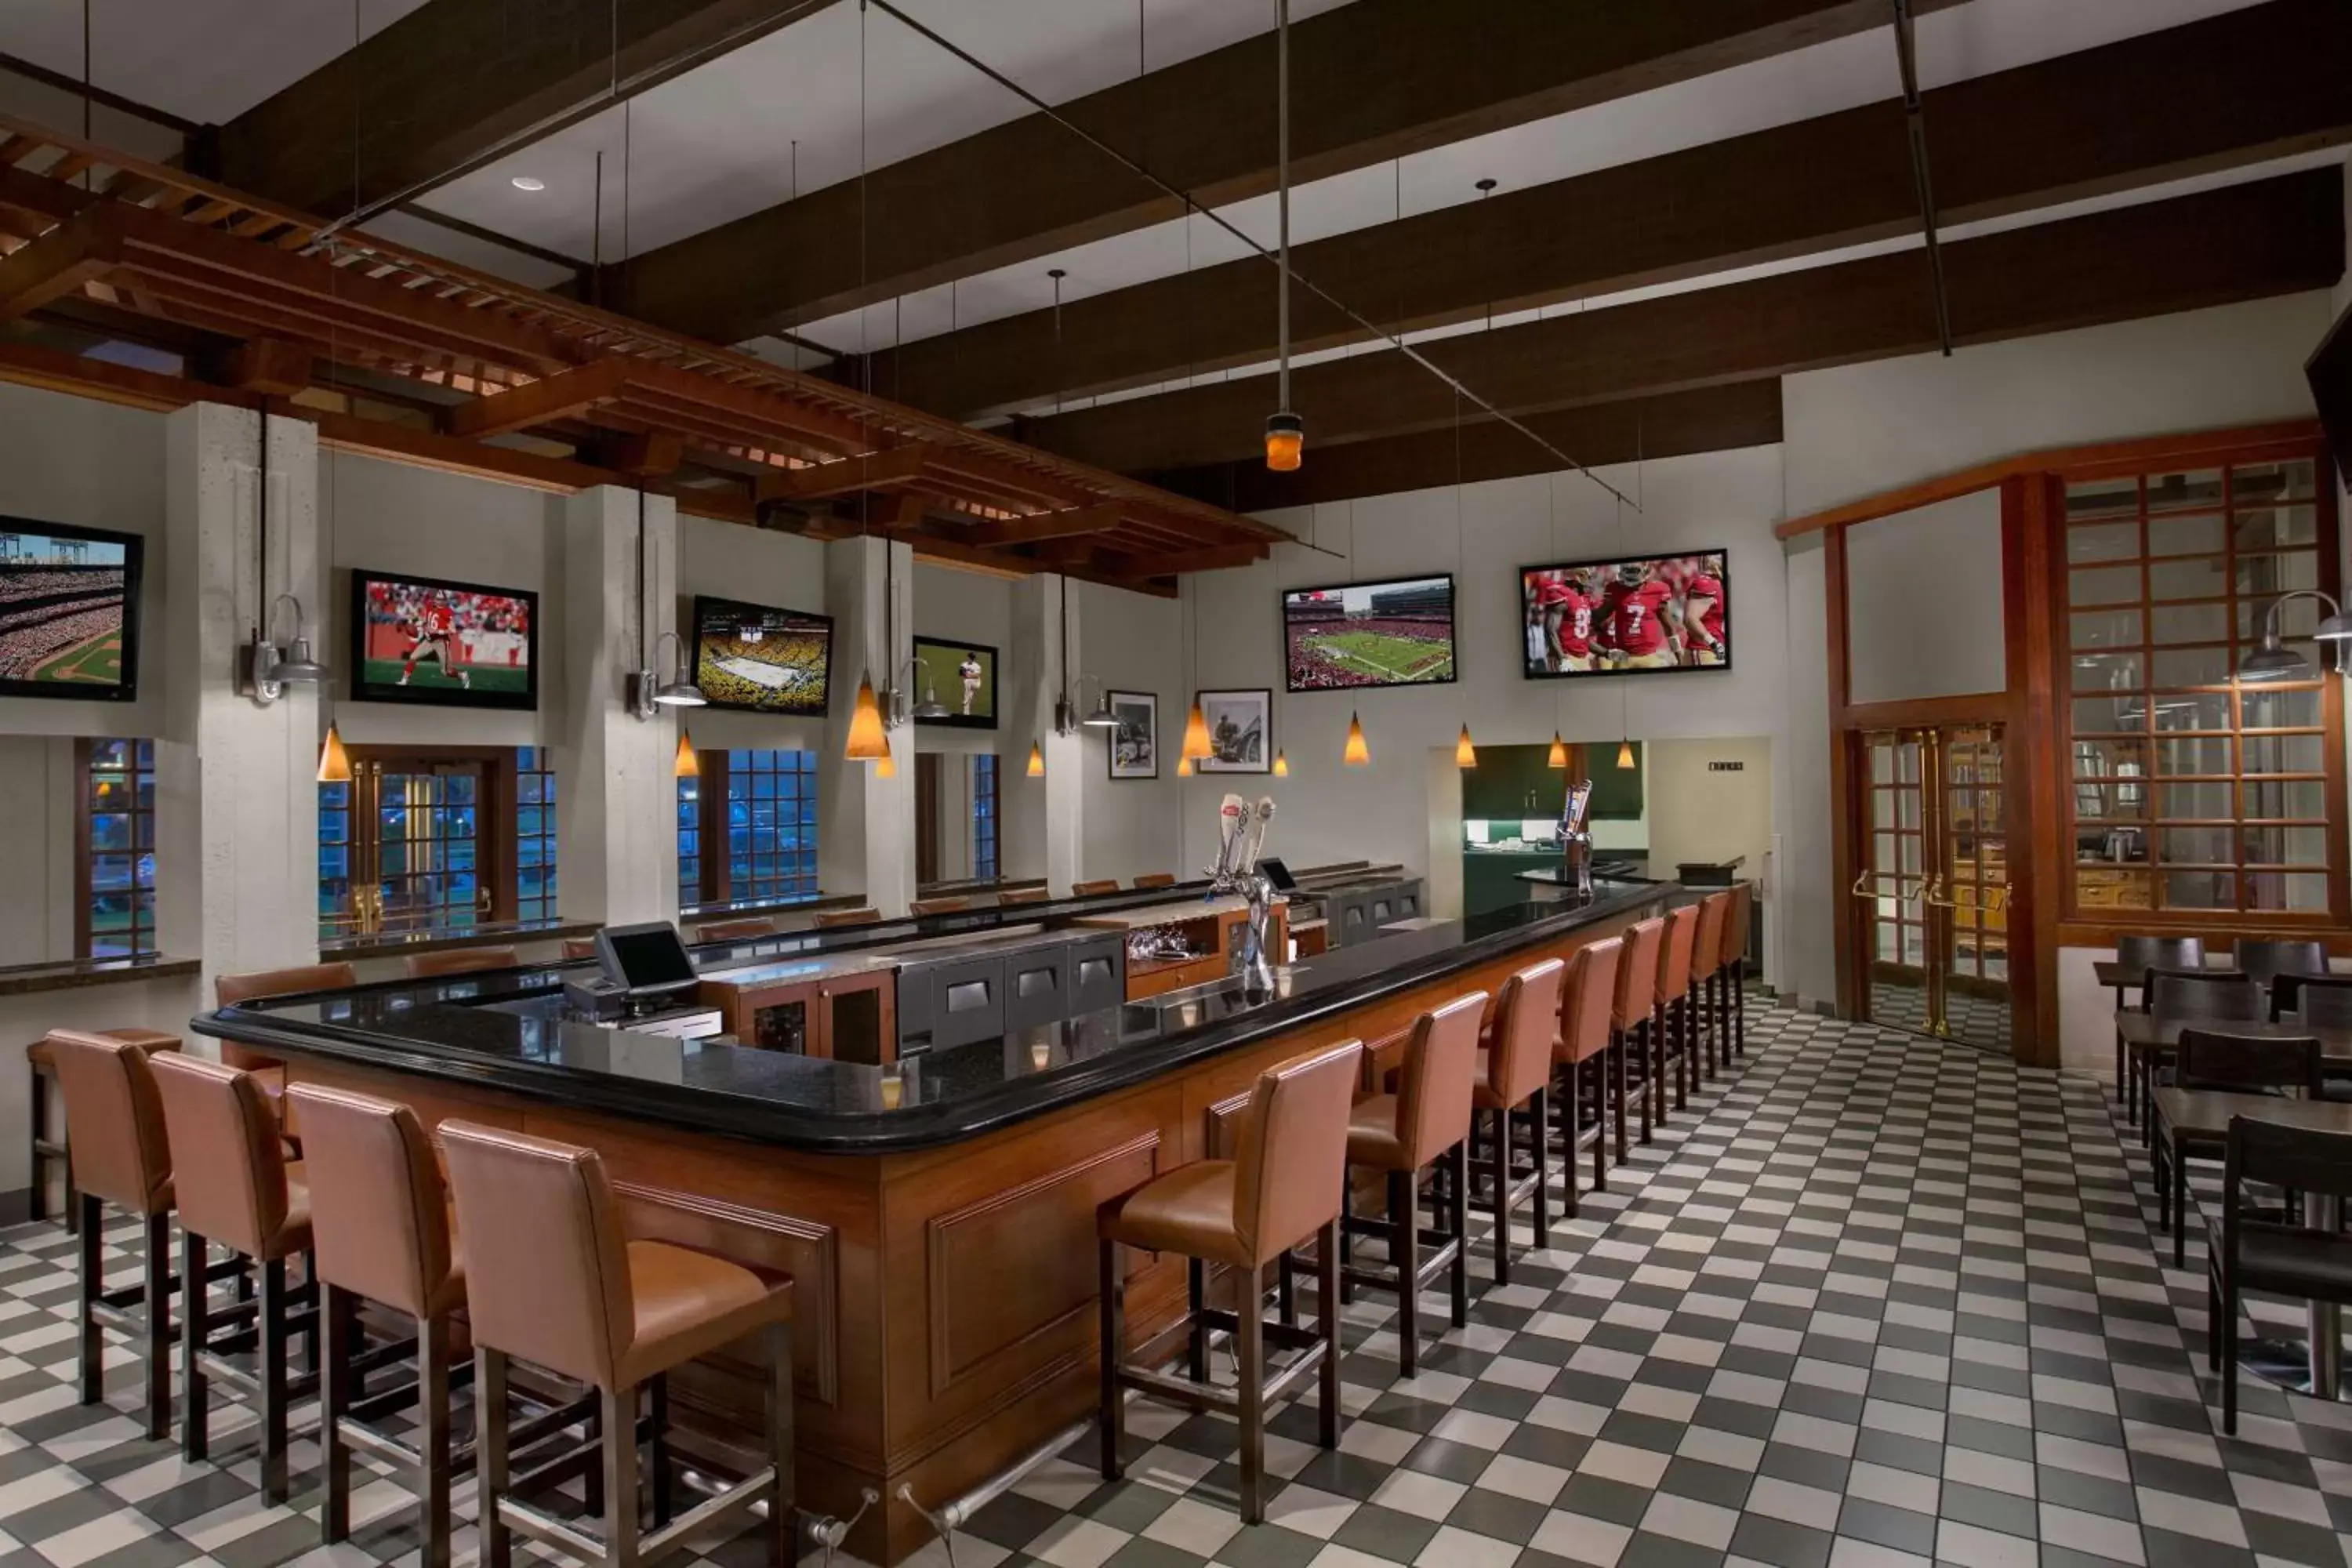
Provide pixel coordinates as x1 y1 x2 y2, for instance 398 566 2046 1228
1002 574 1083 894
557 486 681 929
154 402 323 998
818 535 916 916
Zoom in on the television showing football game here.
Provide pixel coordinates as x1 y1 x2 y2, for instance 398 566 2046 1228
1519 551 1731 679
913 636 996 729
350 569 539 710
0 517 143 702
691 596 833 717
1281 574 1457 692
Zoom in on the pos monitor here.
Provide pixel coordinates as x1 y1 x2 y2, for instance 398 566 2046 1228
593 922 701 1000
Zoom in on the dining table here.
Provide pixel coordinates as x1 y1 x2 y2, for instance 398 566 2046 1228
2147 1087 2350 1402
2110 1010 2352 1132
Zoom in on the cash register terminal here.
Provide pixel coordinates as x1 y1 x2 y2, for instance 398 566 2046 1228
565 922 721 1037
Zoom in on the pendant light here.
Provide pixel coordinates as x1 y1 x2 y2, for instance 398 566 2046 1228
673 730 699 779
1617 738 1637 771
1455 725 1477 768
844 674 890 760
1181 699 1213 761
317 723 352 784
1027 741 1046 777
841 4 889 767
876 742 896 779
1547 732 1568 770
1344 712 1370 767
1449 379 1473 768
1178 755 1193 777
1272 750 1289 777
1265 0 1301 473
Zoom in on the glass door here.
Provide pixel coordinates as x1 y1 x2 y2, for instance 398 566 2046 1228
1853 725 2013 1049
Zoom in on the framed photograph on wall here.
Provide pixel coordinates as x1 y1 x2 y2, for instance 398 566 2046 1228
911 636 997 728
1196 688 1272 774
1108 690 1158 779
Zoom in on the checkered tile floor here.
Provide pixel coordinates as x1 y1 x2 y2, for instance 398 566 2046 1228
2 1003 2349 1568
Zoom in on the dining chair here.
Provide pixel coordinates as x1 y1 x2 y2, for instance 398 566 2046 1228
2232 938 2328 996
2151 1029 2322 1265
2208 1118 2352 1433
2135 969 2264 1132
2276 971 2352 1025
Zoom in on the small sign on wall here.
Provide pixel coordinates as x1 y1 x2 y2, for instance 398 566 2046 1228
1708 760 1745 772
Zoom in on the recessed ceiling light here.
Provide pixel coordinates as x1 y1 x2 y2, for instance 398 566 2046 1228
511 176 546 192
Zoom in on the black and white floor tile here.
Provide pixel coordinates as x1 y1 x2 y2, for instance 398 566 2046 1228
2 1003 2348 1568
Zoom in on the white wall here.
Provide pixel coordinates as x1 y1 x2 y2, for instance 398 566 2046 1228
0 738 76 965
675 514 830 756
321 452 567 749
1646 736 1776 887
1075 579 1185 884
1845 490 2007 706
910 562 1013 761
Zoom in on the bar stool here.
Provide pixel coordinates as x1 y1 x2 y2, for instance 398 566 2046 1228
1555 938 1625 1198
1690 894 1730 1081
1133 873 1178 889
28 1025 177 1232
215 963 358 1131
1098 1038 1360 1525
1343 993 1484 1376
292 1085 468 1568
45 1029 180 1438
695 917 779 942
150 1053 318 1501
562 938 601 960
1073 879 1120 895
1474 960 1563 1284
997 887 1050 906
1723 883 1753 1057
1611 919 1666 1153
909 897 971 916
813 907 881 930
441 1123 797 1568
1651 906 1701 1122
406 945 521 978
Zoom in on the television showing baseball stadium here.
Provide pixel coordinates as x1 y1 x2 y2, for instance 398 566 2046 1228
350 568 539 710
0 517 143 702
1281 574 1457 693
1519 550 1731 680
690 596 833 717
911 636 997 729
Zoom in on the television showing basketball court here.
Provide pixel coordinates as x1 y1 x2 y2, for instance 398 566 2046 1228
691 595 833 717
0 517 143 702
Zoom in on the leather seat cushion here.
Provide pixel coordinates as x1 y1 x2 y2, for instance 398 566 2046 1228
1099 1162 1247 1269
615 1240 793 1388
2230 1229 2352 1299
1346 1094 1410 1171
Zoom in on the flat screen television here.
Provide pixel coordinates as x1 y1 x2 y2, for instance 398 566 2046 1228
912 635 997 728
691 595 833 717
1519 551 1731 679
1281 574 1457 692
2310 295 2352 485
0 517 143 702
350 568 539 710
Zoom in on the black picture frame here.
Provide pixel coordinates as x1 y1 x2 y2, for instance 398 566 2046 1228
689 593 835 717
1196 688 1272 774
347 567 541 711
1516 550 1733 681
1107 689 1158 780
912 635 999 729
0 514 145 703
1280 572 1459 694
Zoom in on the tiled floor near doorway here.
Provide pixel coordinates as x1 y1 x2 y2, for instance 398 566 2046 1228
0 1004 2347 1568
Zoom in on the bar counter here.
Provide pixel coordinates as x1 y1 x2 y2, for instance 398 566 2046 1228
194 880 1675 1563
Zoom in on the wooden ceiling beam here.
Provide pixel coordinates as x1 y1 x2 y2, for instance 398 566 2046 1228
753 442 934 503
612 0 1965 343
445 359 632 437
1109 543 1269 582
220 337 317 396
964 503 1125 549
0 208 118 322
868 0 2352 419
209 0 841 218
1024 171 2348 474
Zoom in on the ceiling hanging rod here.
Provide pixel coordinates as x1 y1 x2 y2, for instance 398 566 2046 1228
861 0 1639 514
1890 0 1953 358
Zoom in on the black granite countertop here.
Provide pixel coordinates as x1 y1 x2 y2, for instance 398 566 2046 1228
0 954 201 997
193 881 1672 1154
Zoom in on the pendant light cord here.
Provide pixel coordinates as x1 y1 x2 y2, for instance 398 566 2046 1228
1275 0 1290 415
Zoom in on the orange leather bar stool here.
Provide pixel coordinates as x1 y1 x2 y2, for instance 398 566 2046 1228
812 907 881 930
1611 918 1667 1152
1690 895 1730 1083
563 938 601 960
1555 938 1626 1199
909 897 971 916
151 1054 318 1501
997 887 1050 906
405 946 520 979
1724 883 1754 1056
1073 879 1120 896
441 1123 797 1568
28 1025 177 1232
1342 993 1485 1376
1133 873 1178 889
695 917 779 943
45 1030 180 1437
1651 906 1701 1123
215 964 359 1134
292 1085 468 1568
1475 960 1564 1285
1098 1039 1361 1525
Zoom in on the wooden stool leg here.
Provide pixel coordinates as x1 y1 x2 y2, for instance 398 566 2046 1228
260 1257 292 1504
142 1212 170 1440
1449 1142 1468 1329
477 1348 512 1568
1187 1258 1208 1382
1390 1171 1419 1379
1277 1247 1297 1328
31 1069 51 1228
1489 1110 1512 1289
602 1385 641 1568
1338 1179 1356 1305
1675 994 1691 1111
766 1319 797 1566
1531 1087 1552 1254
1612 1037 1628 1167
1316 1218 1341 1451
1098 1239 1126 1480
651 1374 673 1528
75 1193 103 1406
321 1283 354 1546
420 1312 454 1568
1236 1261 1266 1525
181 1229 209 1464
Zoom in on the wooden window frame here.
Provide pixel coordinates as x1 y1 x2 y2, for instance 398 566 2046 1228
2049 436 2345 931
325 743 520 938
681 747 818 910
74 737 156 959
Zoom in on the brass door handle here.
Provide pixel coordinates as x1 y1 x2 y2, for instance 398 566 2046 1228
1921 874 1956 909
1850 869 1872 897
